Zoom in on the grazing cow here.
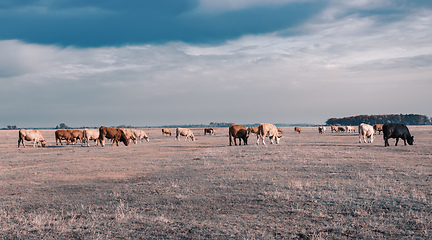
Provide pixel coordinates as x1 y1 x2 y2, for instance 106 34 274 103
383 123 414 147
55 130 75 146
277 127 283 134
18 129 47 148
373 124 383 135
331 126 338 133
318 126 326 134
133 130 150 142
346 126 356 133
70 130 83 144
247 126 259 136
229 124 248 146
162 128 172 136
204 128 216 135
257 123 282 145
294 127 301 134
82 129 99 147
98 126 129 147
121 128 138 144
338 126 346 133
175 128 195 141
358 123 374 143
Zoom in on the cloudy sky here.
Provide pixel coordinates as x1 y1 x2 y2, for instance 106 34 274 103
1 0 431 128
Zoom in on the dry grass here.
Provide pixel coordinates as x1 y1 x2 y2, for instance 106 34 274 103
0 126 431 239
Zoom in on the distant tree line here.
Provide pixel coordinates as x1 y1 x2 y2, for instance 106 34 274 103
209 122 234 128
326 114 431 126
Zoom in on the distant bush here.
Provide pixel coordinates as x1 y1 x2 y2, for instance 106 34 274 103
326 114 431 126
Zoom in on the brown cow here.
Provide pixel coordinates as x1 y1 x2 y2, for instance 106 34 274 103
204 128 216 135
229 124 248 146
70 129 83 144
373 124 383 135
121 128 138 144
98 126 129 147
257 123 281 145
55 129 75 146
82 129 99 147
175 128 195 141
18 129 47 148
162 128 172 136
338 126 346 133
294 127 301 134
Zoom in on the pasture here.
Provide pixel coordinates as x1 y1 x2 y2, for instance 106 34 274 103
1 126 431 239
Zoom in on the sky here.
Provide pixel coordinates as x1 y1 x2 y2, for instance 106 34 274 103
1 0 432 128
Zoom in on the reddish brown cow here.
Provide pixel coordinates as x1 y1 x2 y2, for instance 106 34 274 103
247 126 259 135
373 124 383 135
98 126 129 147
229 124 248 146
55 130 75 146
338 126 346 132
294 127 301 134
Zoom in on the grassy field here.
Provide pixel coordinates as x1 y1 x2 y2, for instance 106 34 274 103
0 126 431 239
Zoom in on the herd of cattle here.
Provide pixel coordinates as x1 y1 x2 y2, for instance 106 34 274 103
16 123 414 148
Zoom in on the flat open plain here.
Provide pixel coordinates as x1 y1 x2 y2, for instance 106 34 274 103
1 126 431 239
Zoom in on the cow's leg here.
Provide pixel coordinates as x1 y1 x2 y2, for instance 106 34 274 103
395 138 399 146
33 140 37 148
384 137 389 147
256 135 260 145
18 138 21 148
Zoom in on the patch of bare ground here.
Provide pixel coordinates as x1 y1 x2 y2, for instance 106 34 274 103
0 126 431 239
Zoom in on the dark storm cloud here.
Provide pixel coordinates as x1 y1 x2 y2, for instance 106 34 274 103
0 0 324 47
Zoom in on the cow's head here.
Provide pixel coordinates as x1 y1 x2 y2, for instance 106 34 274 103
120 134 129 146
190 134 196 141
41 140 47 147
407 136 414 145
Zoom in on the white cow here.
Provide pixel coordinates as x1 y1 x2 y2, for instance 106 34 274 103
82 129 100 147
359 123 374 143
346 126 356 133
256 123 282 145
175 128 195 141
133 130 150 142
18 129 47 148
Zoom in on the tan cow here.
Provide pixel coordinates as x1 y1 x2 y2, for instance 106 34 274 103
133 130 150 142
121 128 138 144
331 126 338 133
318 126 326 134
162 128 172 136
229 124 248 146
257 123 282 145
294 127 301 134
373 124 383 135
98 126 129 147
359 123 374 143
70 129 83 144
55 129 75 146
175 128 195 141
204 128 216 135
18 129 47 148
82 129 99 147
247 126 259 136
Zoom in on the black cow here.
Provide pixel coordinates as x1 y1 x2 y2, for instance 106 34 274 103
383 123 414 147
